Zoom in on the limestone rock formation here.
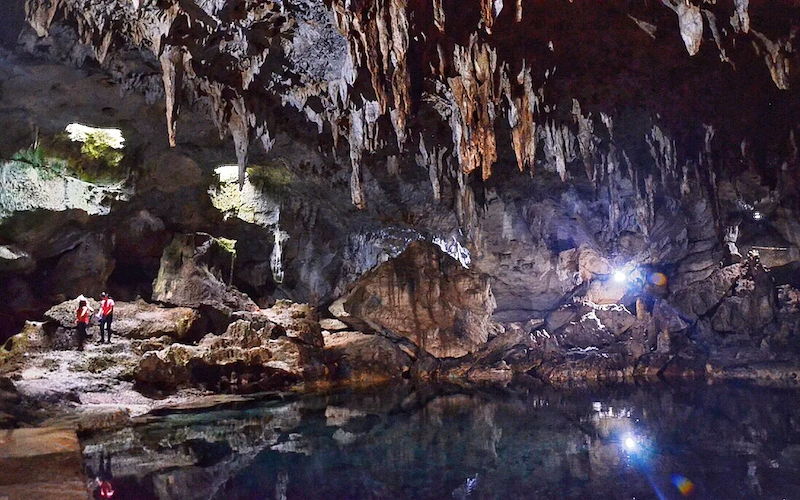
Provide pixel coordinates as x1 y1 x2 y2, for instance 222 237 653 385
332 241 495 359
152 233 258 314
0 0 798 392
135 316 325 392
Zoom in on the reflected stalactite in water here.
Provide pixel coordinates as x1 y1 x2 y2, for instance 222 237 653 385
77 383 800 500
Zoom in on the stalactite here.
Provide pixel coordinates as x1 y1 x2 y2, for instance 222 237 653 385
634 174 656 237
348 102 381 208
417 135 446 202
515 0 523 22
542 121 575 182
449 35 499 180
506 65 538 174
601 112 614 142
229 97 250 189
24 0 63 37
160 45 184 148
433 0 445 32
331 0 411 149
661 0 703 56
606 148 620 234
387 155 400 176
628 15 657 39
751 29 794 90
731 0 750 33
702 10 732 65
481 0 494 33
271 226 289 284
646 125 677 189
572 99 595 183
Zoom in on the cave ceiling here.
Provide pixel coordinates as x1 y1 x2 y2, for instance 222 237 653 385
10 0 800 206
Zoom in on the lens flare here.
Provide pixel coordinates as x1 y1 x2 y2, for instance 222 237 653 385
649 272 667 286
613 270 628 283
672 474 695 496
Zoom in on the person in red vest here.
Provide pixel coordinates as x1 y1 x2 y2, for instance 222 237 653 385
98 292 115 343
76 298 93 351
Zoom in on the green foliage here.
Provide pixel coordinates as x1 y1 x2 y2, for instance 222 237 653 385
216 237 237 256
10 146 66 180
247 162 293 195
80 130 124 167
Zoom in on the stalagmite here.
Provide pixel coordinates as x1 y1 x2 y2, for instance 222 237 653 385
662 0 704 56
160 45 184 148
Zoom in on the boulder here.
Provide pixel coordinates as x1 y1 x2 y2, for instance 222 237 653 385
557 303 636 349
331 241 495 359
670 263 745 321
44 298 205 340
112 301 205 340
324 331 413 383
258 301 324 348
135 318 325 392
152 233 258 314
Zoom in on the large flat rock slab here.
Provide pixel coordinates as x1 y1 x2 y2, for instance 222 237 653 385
0 428 88 499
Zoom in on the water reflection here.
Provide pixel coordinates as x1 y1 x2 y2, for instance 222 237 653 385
81 383 800 500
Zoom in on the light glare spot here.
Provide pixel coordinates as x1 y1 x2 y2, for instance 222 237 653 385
65 123 125 149
215 165 241 183
613 270 628 283
623 435 639 452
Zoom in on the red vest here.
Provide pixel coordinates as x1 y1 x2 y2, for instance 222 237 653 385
100 298 115 316
77 306 91 324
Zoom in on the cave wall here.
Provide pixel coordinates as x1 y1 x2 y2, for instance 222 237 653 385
0 0 799 362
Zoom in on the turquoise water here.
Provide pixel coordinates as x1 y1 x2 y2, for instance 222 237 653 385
81 383 800 499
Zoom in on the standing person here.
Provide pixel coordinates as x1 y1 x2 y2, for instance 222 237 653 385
76 298 93 351
98 292 115 343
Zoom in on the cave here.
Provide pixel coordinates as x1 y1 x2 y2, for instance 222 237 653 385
1 0 800 498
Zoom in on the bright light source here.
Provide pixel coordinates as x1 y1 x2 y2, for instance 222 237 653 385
622 434 639 453
612 270 628 283
753 211 764 221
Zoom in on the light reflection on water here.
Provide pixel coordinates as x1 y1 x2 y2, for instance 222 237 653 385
81 383 800 500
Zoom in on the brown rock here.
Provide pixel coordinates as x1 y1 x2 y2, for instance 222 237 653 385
332 241 494 359
324 331 413 383
135 319 325 392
